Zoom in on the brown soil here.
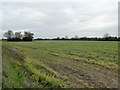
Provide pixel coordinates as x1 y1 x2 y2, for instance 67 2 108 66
38 56 118 88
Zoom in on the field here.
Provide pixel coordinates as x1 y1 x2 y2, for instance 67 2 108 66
2 41 118 88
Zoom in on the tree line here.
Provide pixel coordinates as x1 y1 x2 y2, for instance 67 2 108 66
4 30 34 41
3 30 119 41
35 33 119 41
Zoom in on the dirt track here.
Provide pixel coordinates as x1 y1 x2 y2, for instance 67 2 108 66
39 55 118 88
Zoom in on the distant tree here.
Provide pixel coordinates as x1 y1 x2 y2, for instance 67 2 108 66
118 37 120 41
61 37 65 40
65 35 68 39
74 35 79 40
23 31 34 41
56 37 60 40
35 38 44 40
4 30 34 41
4 30 14 41
103 33 110 41
15 32 22 41
52 37 60 40
80 36 87 40
103 33 110 38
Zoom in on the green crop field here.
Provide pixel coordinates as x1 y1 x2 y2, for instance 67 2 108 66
2 41 119 88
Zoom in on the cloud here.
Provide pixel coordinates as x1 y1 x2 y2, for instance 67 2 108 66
79 14 117 31
1 0 118 38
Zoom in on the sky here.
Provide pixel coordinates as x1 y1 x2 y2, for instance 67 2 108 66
0 0 119 39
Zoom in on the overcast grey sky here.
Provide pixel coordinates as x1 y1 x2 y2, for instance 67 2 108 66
1 0 118 39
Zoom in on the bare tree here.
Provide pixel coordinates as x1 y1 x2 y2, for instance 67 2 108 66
103 33 110 38
74 35 79 39
4 30 14 40
65 35 68 39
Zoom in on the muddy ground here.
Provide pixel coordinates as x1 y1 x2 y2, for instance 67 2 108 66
33 54 118 88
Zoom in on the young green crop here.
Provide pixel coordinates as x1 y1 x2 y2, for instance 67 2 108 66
7 41 118 65
2 41 118 88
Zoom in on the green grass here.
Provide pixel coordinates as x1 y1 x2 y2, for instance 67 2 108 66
2 40 118 88
6 41 118 66
2 42 65 88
